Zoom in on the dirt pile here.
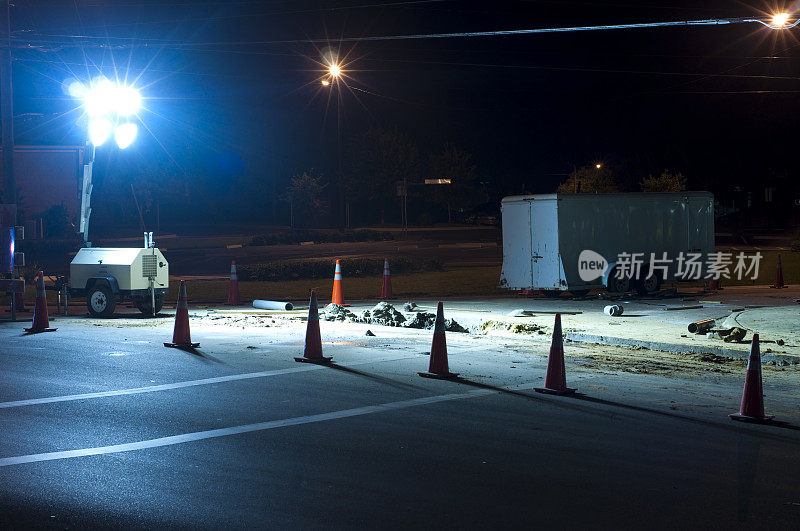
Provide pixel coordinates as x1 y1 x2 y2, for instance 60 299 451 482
323 303 359 322
363 302 407 327
479 320 547 335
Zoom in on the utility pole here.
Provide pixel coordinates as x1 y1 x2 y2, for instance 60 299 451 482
0 0 14 206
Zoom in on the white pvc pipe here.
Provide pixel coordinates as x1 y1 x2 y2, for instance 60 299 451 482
253 300 294 311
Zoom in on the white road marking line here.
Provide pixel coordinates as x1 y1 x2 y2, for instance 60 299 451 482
0 389 495 467
0 356 417 409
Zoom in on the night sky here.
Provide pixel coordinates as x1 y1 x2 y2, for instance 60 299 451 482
9 1 800 225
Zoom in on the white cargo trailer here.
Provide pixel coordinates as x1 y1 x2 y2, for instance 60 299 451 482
69 238 169 317
500 192 715 295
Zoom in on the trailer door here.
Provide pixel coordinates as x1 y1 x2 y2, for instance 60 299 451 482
500 199 533 289
531 198 562 289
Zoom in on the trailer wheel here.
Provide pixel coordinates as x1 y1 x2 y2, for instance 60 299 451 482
636 275 661 295
87 285 116 318
134 294 165 316
606 270 631 293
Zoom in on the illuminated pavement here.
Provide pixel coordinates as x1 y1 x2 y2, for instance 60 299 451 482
1 317 799 529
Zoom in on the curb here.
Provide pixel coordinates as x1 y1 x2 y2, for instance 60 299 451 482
564 332 799 364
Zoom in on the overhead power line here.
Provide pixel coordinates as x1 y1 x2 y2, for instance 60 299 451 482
13 16 799 49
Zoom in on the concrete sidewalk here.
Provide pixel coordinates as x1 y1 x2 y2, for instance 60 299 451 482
331 285 800 362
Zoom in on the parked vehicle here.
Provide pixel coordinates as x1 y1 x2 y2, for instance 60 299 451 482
499 192 715 296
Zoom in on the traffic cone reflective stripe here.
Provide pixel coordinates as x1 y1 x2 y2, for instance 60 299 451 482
331 260 345 305
164 280 199 349
380 258 393 299
226 260 240 305
418 301 458 379
770 254 787 289
24 271 56 333
535 314 575 395
730 334 773 423
295 290 331 364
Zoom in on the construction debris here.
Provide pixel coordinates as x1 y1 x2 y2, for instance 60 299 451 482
723 327 747 343
479 320 545 335
403 301 419 312
403 311 436 329
367 302 407 327
323 303 358 322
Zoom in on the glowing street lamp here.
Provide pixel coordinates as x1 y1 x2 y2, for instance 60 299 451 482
595 163 602 169
329 63 342 78
772 13 790 27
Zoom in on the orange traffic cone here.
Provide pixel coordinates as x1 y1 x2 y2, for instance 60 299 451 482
295 290 332 364
770 254 788 289
331 259 345 305
164 280 199 349
380 258 393 299
24 271 56 333
730 334 774 423
535 314 575 395
226 260 240 305
418 301 458 380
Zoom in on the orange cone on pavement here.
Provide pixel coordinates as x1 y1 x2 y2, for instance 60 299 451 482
418 301 458 379
226 260 240 305
380 258 393 299
331 259 345 305
295 290 332 364
535 314 575 395
24 271 56 333
730 334 773 423
770 254 788 289
164 280 199 349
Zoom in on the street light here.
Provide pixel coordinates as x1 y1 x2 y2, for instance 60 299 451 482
771 13 790 28
595 163 602 169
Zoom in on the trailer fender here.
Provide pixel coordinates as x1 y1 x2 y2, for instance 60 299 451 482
85 277 120 295
601 262 618 288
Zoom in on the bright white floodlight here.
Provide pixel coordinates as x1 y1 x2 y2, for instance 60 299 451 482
68 81 87 98
114 123 138 149
85 78 116 117
115 86 141 116
88 117 112 146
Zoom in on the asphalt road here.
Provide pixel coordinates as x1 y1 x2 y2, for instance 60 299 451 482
1 318 799 529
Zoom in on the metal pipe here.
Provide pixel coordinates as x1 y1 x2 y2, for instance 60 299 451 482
253 300 294 311
688 318 715 334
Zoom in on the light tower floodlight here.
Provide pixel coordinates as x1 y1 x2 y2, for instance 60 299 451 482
88 117 112 146
71 77 144 246
114 123 138 149
115 86 142 116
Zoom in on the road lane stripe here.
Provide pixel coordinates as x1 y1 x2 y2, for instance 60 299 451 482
0 355 417 409
0 389 495 467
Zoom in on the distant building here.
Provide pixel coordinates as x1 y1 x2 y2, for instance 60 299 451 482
0 145 83 227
